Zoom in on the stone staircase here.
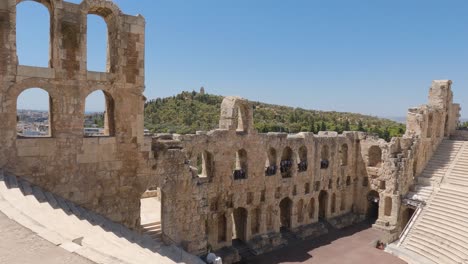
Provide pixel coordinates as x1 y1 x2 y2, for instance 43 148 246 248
0 171 204 264
406 140 464 202
388 139 468 264
142 221 162 242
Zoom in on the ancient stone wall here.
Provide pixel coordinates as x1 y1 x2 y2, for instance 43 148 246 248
152 82 459 255
0 0 149 228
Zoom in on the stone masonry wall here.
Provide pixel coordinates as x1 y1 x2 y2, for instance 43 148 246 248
0 0 149 228
153 81 459 255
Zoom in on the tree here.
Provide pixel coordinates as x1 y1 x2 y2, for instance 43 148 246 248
320 121 327 131
343 119 350 131
357 120 365 132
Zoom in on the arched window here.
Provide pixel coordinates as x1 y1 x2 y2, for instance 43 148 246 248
236 105 248 132
265 147 277 176
340 191 346 211
331 193 336 214
233 149 248 180
16 1 51 67
320 145 330 169
217 214 227 243
87 14 108 72
297 146 308 172
346 176 351 186
84 90 115 137
368 146 382 167
308 198 315 220
17 88 52 137
197 151 213 179
251 207 261 235
340 144 348 166
266 206 274 231
280 147 293 178
297 199 304 223
384 197 392 217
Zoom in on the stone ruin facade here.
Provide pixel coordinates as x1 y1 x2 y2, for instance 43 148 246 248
0 0 148 227
151 80 460 259
0 1 462 262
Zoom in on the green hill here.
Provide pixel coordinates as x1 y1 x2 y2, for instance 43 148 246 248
144 90 405 141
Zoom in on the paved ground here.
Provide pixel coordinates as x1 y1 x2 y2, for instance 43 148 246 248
247 222 406 264
0 211 94 264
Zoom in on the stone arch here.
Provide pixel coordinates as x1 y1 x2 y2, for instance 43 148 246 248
196 150 214 179
340 143 348 166
280 146 293 178
16 88 53 137
279 197 292 229
217 213 227 243
308 197 315 220
296 199 304 223
233 149 248 180
83 0 122 73
266 205 274 231
232 207 248 242
297 146 308 172
265 147 277 176
331 193 336 214
346 176 351 186
15 0 55 12
7 79 58 136
320 144 330 169
251 207 261 235
318 190 328 219
384 196 392 217
219 97 253 133
367 190 380 222
340 190 346 211
368 146 382 167
84 89 115 136
15 0 52 67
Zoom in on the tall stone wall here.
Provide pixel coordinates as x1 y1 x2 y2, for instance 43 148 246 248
152 82 460 255
0 0 149 228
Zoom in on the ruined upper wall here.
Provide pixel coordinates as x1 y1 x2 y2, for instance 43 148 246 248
405 80 460 139
0 0 145 87
0 0 149 228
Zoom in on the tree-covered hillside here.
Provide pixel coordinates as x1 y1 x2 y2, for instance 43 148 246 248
144 90 406 141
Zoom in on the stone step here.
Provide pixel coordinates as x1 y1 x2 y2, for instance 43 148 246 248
405 243 448 264
421 214 468 240
0 173 181 264
407 232 462 264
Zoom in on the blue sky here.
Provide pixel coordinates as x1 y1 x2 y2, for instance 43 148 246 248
15 0 468 118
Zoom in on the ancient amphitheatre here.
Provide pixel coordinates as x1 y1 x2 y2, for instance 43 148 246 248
1 0 467 264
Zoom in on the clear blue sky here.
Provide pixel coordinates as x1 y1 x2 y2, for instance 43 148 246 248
15 0 468 118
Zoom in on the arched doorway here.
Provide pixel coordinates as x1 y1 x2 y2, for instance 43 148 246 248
279 197 292 229
318 190 328 219
402 207 416 229
232 207 248 242
367 190 380 223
